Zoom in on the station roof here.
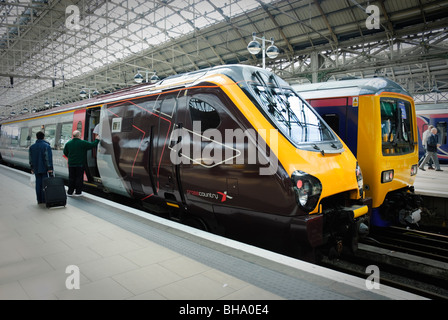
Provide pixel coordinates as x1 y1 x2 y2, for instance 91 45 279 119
1 0 447 119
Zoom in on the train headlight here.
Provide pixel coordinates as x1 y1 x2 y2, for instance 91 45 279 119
381 169 394 183
291 171 322 212
410 164 418 176
356 162 364 197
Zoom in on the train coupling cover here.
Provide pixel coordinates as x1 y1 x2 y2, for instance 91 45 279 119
339 204 370 236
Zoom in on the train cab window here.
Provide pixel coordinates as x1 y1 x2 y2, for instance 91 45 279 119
19 128 31 147
59 123 73 149
436 122 447 145
189 98 221 132
380 98 414 155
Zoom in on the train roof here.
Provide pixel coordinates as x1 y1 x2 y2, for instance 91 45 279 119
292 77 411 99
1 65 289 125
415 103 448 115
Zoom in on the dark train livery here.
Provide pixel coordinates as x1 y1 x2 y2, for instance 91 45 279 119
415 103 448 163
293 78 422 228
0 65 370 258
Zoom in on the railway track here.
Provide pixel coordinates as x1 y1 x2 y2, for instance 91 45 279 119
321 226 448 300
363 226 448 263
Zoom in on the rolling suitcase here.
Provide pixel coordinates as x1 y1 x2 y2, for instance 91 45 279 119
43 174 67 208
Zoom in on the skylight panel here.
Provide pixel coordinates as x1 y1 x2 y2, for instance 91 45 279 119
154 5 174 21
235 0 259 12
147 32 167 46
192 15 211 29
142 25 160 38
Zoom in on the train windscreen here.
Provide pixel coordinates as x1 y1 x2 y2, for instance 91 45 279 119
247 71 342 153
380 97 415 155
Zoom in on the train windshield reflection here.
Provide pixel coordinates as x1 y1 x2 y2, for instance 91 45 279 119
249 72 336 148
381 98 415 155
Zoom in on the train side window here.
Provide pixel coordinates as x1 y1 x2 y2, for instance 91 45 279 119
30 126 42 145
19 127 31 147
122 110 134 132
436 122 447 145
45 124 57 148
160 94 177 118
189 98 221 132
59 123 73 149
7 126 19 146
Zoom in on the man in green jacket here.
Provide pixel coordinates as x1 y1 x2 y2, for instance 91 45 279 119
63 130 100 196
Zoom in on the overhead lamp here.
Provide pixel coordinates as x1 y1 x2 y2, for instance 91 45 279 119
44 100 50 108
150 71 160 83
80 88 97 99
134 72 144 84
134 70 159 84
247 36 262 55
266 40 280 59
247 32 279 68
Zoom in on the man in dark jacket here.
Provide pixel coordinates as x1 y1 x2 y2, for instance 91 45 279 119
419 127 442 171
63 130 100 196
29 131 54 204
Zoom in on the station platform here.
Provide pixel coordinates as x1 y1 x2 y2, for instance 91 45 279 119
0 165 425 302
414 163 448 198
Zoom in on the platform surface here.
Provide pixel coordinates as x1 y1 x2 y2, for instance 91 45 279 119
0 165 425 301
414 164 448 198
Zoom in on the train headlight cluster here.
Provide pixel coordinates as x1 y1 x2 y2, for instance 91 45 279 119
356 162 364 197
291 171 322 212
410 164 418 176
381 169 394 183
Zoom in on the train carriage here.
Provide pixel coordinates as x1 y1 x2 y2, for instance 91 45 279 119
293 78 422 227
0 65 370 259
415 103 448 163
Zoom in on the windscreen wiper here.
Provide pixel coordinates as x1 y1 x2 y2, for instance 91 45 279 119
253 71 291 131
269 75 304 130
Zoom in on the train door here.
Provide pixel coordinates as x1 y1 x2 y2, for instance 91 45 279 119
71 108 101 184
85 107 101 181
152 91 186 208
96 104 129 197
174 90 251 232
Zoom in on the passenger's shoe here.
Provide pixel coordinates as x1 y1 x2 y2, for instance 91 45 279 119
428 167 434 170
419 168 425 171
436 169 443 171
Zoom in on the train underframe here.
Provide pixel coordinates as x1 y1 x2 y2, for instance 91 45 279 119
290 197 372 260
373 187 427 227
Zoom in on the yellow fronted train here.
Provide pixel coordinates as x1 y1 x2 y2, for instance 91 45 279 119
294 78 422 228
0 65 370 259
